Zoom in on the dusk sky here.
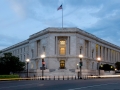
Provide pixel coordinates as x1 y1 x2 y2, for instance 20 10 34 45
0 0 120 50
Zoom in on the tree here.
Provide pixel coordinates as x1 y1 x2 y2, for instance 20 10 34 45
115 62 120 70
99 64 114 71
0 53 25 75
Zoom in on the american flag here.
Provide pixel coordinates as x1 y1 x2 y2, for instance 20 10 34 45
57 5 62 10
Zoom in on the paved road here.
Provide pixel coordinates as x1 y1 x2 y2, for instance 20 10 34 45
0 78 120 90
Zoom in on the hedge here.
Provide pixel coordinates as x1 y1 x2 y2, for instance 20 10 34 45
0 75 19 79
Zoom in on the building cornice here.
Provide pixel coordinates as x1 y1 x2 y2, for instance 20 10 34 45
1 27 120 52
1 40 29 52
29 27 120 50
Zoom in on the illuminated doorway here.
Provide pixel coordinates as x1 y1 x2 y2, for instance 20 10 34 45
60 60 65 69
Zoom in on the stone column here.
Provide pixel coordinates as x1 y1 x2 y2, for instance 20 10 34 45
88 41 91 58
119 53 120 62
109 49 111 62
56 36 58 55
108 49 110 62
101 46 103 61
34 41 37 58
83 40 85 57
118 52 119 62
111 50 113 63
98 45 100 57
67 36 69 55
94 44 96 60
55 36 57 54
114 51 116 62
104 47 106 62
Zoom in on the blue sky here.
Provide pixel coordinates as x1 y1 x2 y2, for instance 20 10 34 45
0 0 120 50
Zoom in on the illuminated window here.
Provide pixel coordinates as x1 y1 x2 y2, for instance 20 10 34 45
60 47 65 55
60 40 65 45
60 60 65 69
59 40 66 55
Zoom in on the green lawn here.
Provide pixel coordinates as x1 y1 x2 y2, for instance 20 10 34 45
0 75 19 79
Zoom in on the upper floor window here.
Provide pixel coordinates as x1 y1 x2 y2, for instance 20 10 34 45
59 40 66 55
60 47 66 55
60 40 65 45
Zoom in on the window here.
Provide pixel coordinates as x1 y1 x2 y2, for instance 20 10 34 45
60 47 65 55
92 50 94 58
59 40 66 55
60 41 65 45
92 62 94 69
96 44 98 57
31 49 34 58
60 60 65 69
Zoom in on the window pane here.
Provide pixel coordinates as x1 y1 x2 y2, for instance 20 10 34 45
60 47 65 55
60 41 65 45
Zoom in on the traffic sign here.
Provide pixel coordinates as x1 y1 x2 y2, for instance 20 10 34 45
40 67 45 70
79 62 82 66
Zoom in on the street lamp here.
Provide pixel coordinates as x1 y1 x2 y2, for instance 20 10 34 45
26 59 30 78
79 54 83 79
97 57 101 78
41 54 45 80
77 64 79 69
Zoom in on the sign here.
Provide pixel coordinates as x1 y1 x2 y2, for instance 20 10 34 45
40 67 45 70
79 62 82 66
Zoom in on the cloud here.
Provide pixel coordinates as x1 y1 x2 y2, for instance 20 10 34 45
0 34 23 50
0 0 120 50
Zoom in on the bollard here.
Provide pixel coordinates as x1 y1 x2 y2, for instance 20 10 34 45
45 76 47 80
71 76 73 80
49 76 50 80
54 76 55 80
45 76 46 80
67 76 69 80
63 76 64 80
84 75 86 80
58 76 59 80
40 76 41 80
75 76 76 80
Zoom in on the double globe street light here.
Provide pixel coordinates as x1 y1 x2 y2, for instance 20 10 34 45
79 54 83 79
41 54 45 80
26 59 30 78
97 57 101 78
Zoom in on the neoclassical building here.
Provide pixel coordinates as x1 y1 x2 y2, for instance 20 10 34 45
0 27 120 76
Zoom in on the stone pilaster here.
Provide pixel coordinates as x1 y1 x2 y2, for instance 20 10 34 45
104 47 106 61
88 41 91 58
34 41 37 58
101 46 103 61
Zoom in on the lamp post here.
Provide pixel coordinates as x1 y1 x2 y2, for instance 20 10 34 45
79 54 83 79
97 57 101 78
26 59 30 78
41 54 45 80
77 64 79 69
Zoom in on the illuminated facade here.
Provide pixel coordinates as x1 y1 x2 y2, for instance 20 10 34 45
0 27 120 77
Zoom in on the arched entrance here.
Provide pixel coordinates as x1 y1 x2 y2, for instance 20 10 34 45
60 60 65 69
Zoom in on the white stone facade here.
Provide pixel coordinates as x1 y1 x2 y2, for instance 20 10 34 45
0 27 120 77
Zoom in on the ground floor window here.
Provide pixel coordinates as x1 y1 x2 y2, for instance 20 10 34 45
60 60 65 69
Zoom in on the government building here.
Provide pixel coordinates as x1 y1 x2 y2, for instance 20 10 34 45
0 27 120 77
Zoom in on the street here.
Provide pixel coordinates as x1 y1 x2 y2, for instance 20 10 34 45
0 78 120 90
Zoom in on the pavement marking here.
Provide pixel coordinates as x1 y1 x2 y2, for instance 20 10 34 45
38 84 44 86
68 83 118 90
0 83 43 89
